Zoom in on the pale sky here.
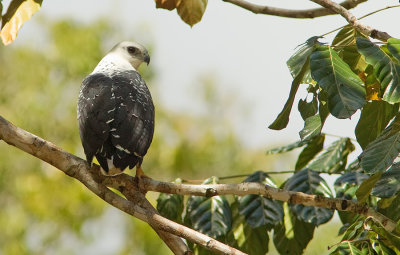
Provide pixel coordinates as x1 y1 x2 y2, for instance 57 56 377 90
11 0 400 149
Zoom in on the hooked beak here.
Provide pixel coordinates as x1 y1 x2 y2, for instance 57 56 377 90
144 52 150 65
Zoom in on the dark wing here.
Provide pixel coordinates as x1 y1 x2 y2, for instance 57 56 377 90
77 73 115 165
110 70 155 169
78 70 155 173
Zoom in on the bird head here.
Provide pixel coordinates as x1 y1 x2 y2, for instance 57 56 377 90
110 41 150 70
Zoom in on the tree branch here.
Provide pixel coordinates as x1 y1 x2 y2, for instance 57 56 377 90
0 115 246 255
222 0 367 19
106 174 190 254
310 0 391 41
0 113 398 251
141 178 397 233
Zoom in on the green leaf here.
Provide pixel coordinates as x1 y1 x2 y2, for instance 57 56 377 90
176 0 207 27
334 172 369 224
295 134 325 170
357 37 400 103
333 219 378 254
384 64 400 103
298 95 318 121
355 171 383 203
186 177 232 238
372 163 400 198
238 171 283 228
299 114 322 140
228 201 269 255
378 193 400 222
372 240 397 255
330 241 365 255
157 193 184 222
364 64 381 100
269 61 310 130
233 223 269 255
225 199 269 255
299 91 330 140
332 26 358 46
387 38 400 62
306 138 355 173
270 38 318 130
156 179 184 223
355 101 398 149
345 159 362 172
332 25 367 73
0 0 43 45
265 139 308 155
370 224 400 251
284 169 334 225
360 116 400 173
335 172 370 200
273 207 315 255
342 45 367 73
342 219 365 241
310 44 366 119
287 37 319 80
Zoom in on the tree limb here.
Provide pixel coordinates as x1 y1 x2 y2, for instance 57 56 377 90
141 178 397 233
0 115 246 255
310 0 391 41
0 113 398 250
222 0 367 19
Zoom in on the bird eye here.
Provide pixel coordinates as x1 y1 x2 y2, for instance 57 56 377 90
127 46 137 54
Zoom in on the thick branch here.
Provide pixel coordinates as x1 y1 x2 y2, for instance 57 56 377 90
0 115 246 255
222 0 367 19
142 178 397 232
310 0 391 41
101 174 190 254
0 116 189 255
0 113 397 248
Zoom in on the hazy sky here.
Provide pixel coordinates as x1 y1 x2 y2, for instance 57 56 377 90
11 0 400 148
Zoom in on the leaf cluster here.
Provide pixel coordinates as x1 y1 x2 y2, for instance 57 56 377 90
266 26 400 254
157 170 338 254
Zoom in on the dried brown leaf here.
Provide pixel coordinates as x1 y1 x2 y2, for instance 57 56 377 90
1 0 42 45
155 0 177 11
176 0 207 27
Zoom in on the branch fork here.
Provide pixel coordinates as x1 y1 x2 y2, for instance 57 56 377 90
224 0 393 41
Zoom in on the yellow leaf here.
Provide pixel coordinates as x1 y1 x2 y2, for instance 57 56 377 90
155 0 177 10
366 82 381 101
176 0 207 27
1 0 42 45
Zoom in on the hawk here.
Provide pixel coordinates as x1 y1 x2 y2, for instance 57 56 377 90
77 41 154 176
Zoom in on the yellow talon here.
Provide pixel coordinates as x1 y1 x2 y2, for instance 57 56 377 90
135 164 149 179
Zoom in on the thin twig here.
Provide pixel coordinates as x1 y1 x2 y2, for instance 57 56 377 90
310 0 392 41
322 133 357 142
141 178 397 233
358 4 400 20
182 171 296 183
222 0 367 19
320 5 400 37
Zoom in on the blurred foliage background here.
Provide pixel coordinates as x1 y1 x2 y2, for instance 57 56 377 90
0 18 342 254
0 19 277 254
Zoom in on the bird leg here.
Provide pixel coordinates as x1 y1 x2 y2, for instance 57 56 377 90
135 163 150 194
135 163 149 179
